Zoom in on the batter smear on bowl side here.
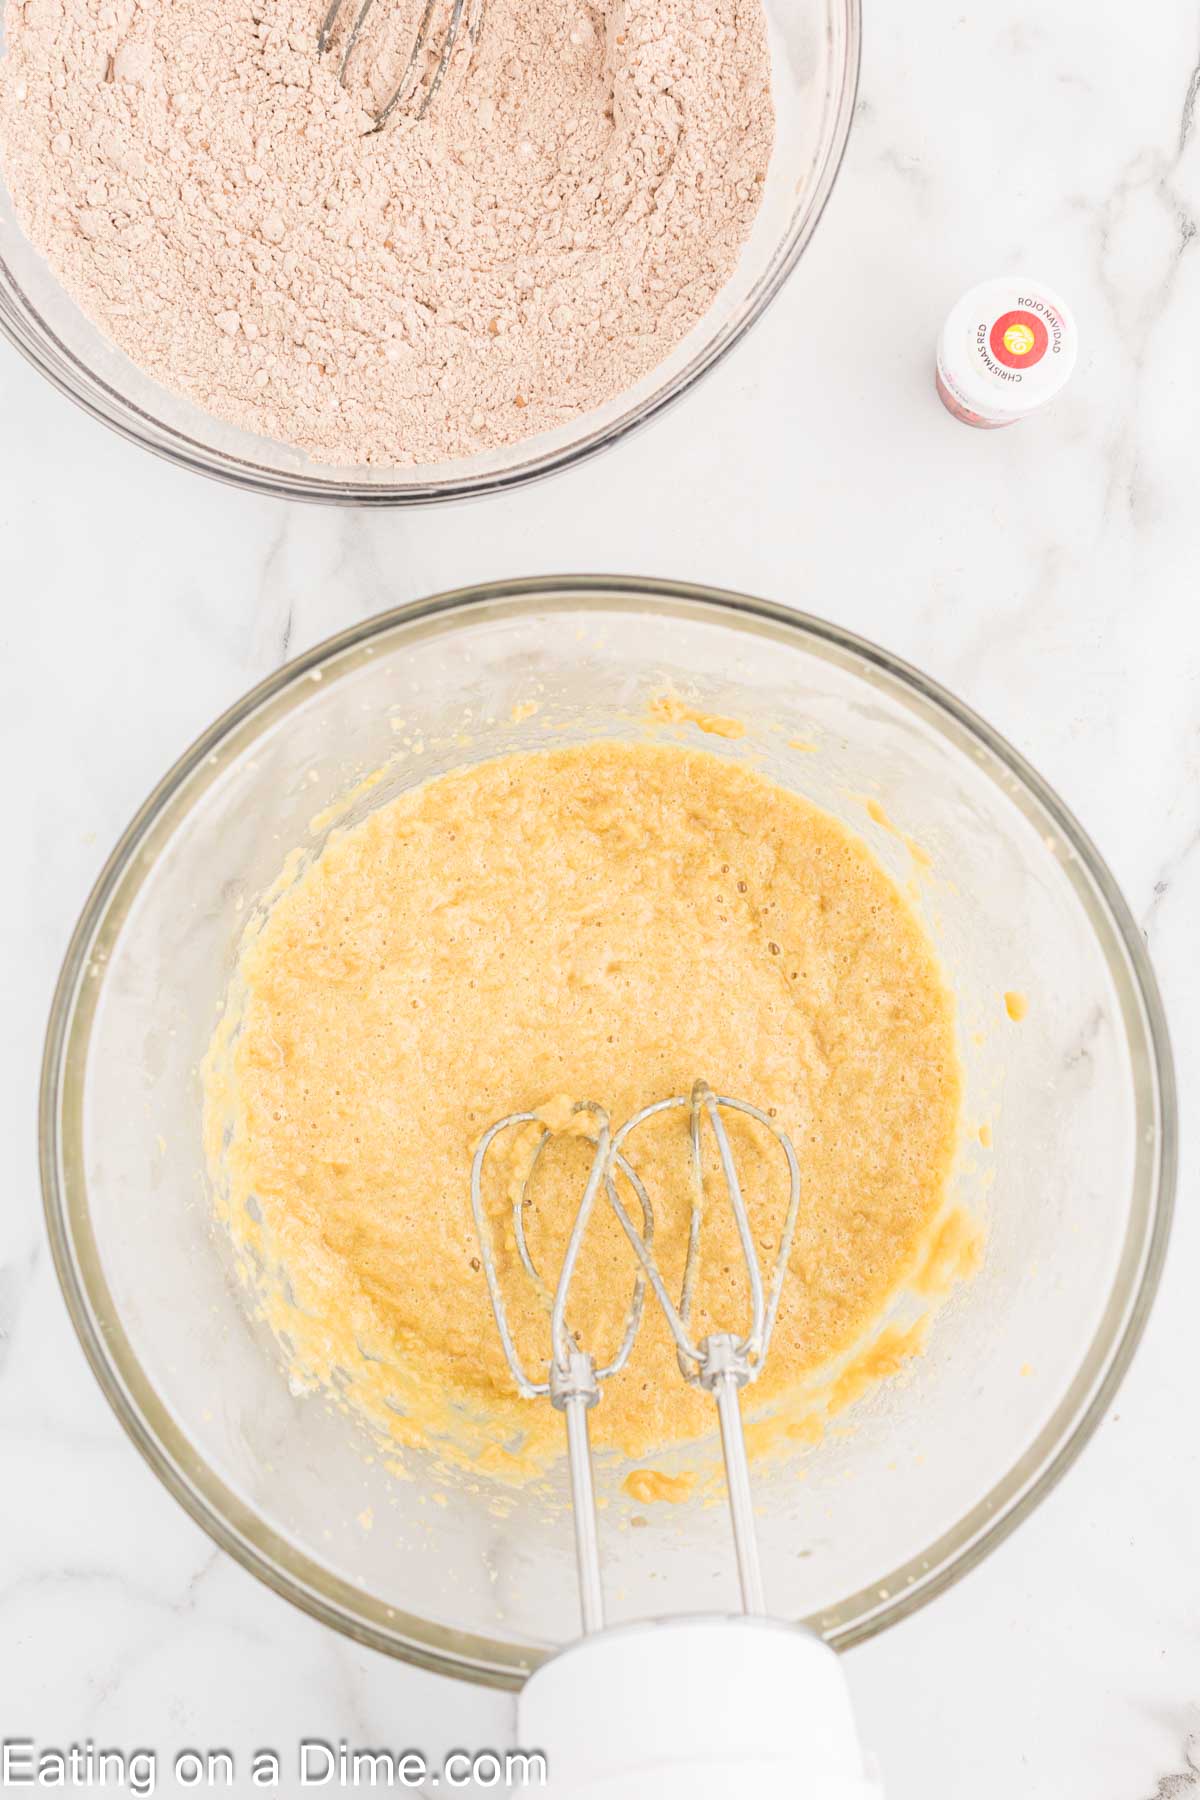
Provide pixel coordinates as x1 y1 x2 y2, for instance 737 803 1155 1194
204 742 964 1476
0 0 773 466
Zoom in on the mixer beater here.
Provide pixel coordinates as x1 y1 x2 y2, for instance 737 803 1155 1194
605 1081 802 1614
472 1081 880 1799
471 1081 798 1629
318 0 484 129
470 1099 654 1636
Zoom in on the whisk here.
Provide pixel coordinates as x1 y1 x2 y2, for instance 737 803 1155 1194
603 1079 801 1613
318 0 484 129
473 1081 880 1798
469 1099 655 1635
472 1080 800 1625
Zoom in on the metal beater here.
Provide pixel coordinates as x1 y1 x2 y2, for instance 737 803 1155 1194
470 1080 802 1629
469 1100 655 1634
318 0 485 129
605 1080 801 1614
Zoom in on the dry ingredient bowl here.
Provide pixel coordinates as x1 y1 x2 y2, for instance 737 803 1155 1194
41 578 1174 1686
0 0 858 504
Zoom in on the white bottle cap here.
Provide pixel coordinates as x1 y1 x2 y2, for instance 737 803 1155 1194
936 277 1077 428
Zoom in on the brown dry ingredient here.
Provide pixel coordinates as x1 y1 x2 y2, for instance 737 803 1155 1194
0 0 773 465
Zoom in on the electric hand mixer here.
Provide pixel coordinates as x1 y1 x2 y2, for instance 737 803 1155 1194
471 1082 883 1800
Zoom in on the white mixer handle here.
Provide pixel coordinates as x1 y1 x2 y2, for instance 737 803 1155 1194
517 1615 883 1799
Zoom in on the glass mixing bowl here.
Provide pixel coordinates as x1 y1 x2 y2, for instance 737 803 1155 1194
0 0 858 503
41 578 1174 1685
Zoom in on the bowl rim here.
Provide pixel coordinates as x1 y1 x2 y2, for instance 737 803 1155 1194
40 576 1177 1686
0 2 860 506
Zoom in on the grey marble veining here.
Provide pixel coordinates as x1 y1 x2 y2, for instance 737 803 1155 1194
2 0 1199 1794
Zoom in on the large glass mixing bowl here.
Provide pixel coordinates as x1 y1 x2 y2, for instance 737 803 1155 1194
41 578 1174 1686
0 1 858 503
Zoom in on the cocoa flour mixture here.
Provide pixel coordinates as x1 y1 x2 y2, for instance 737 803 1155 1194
0 0 773 466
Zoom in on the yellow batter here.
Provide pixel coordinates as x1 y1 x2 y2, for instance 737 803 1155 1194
205 741 962 1475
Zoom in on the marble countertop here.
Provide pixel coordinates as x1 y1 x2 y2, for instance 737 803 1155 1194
3 0 1199 1794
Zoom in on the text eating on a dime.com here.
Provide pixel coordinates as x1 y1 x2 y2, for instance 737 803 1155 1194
0 1739 548 1792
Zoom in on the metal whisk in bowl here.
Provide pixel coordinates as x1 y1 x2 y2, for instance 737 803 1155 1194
318 0 485 129
470 1080 801 1631
605 1079 802 1615
469 1100 655 1635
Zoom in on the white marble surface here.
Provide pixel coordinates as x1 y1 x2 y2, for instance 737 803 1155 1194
3 0 1199 1793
